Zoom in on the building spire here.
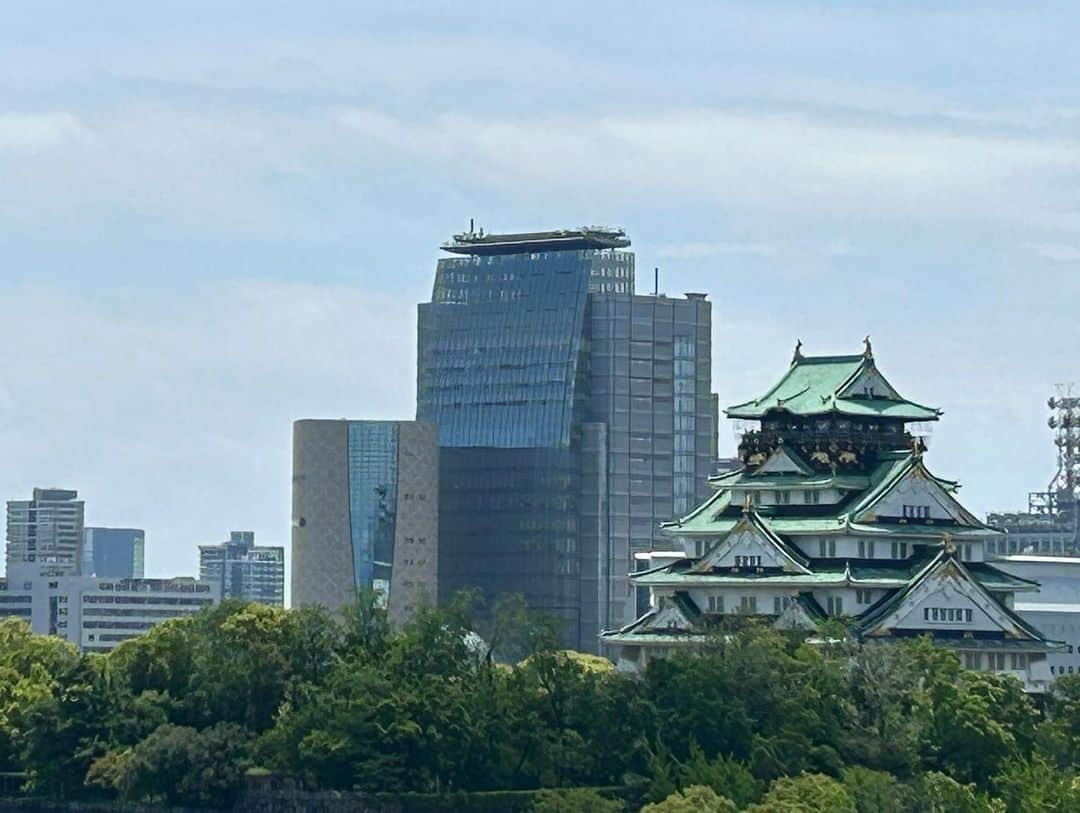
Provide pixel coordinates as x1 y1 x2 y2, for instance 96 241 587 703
792 339 803 365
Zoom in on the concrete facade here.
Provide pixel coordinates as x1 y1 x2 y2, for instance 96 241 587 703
291 419 438 624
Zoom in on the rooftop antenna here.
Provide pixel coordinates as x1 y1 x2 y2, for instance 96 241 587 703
469 217 475 236
654 267 659 297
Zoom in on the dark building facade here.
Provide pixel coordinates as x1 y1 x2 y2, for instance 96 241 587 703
417 227 715 650
291 420 438 625
82 527 145 579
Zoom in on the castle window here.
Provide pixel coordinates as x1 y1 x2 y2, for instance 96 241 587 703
776 490 791 505
734 555 762 568
707 595 724 613
818 539 837 557
805 490 820 505
739 595 757 613
827 596 844 616
856 590 873 605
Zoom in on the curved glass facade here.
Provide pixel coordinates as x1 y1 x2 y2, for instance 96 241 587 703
346 422 398 596
418 237 715 651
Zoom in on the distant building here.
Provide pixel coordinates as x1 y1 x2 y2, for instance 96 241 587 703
5 488 85 576
0 574 219 653
198 531 284 607
995 555 1080 679
292 420 438 624
417 226 717 650
82 527 145 578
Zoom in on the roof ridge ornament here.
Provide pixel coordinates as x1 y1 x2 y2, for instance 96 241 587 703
942 532 956 556
792 339 804 365
742 494 752 514
863 335 873 359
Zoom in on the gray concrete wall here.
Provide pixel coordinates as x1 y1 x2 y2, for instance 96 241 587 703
388 421 439 626
291 420 355 612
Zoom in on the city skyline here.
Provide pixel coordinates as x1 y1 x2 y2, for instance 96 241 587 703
2 3 1078 582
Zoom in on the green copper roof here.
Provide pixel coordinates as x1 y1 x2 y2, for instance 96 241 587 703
726 350 941 422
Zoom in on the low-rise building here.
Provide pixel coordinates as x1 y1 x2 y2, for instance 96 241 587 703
0 568 219 652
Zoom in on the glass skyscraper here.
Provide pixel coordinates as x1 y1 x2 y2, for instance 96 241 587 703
417 227 715 650
81 527 145 579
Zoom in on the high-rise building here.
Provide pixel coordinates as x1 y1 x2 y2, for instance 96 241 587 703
602 341 1059 692
5 488 85 576
416 226 716 649
82 527 145 578
291 420 438 624
198 531 285 607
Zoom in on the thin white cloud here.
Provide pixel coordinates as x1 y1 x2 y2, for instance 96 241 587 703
1034 243 1080 262
0 281 417 580
3 101 1078 237
657 241 778 259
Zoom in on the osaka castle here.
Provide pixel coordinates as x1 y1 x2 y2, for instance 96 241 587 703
601 339 1058 692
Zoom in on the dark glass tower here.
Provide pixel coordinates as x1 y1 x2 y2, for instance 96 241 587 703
418 227 714 650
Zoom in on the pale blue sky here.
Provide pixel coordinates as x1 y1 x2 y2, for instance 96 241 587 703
1 2 1078 580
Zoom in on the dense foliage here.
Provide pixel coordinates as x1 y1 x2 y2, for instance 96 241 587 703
1 594 1078 810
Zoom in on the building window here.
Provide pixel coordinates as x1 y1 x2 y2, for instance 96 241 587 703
924 607 973 623
739 595 757 613
734 555 762 569
963 652 981 670
890 542 909 559
694 539 705 558
805 490 820 505
817 539 837 557
707 595 724 613
827 596 844 616
1011 653 1028 670
776 490 791 505
856 589 873 605
902 505 931 520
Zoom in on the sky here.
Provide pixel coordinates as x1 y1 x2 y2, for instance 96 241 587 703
1 2 1078 584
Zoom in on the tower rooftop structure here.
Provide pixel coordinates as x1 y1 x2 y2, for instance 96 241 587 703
441 225 630 255
602 339 1060 693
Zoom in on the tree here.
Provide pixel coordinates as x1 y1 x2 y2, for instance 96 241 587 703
1036 674 1080 768
641 785 737 813
992 755 1080 813
841 766 917 813
916 772 1004 813
119 722 253 806
745 773 856 813
531 788 624 813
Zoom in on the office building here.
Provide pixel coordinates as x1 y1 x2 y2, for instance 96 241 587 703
994 555 1080 679
0 574 219 653
5 488 85 576
417 226 716 649
82 527 145 578
292 420 438 624
198 531 285 607
603 341 1058 692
